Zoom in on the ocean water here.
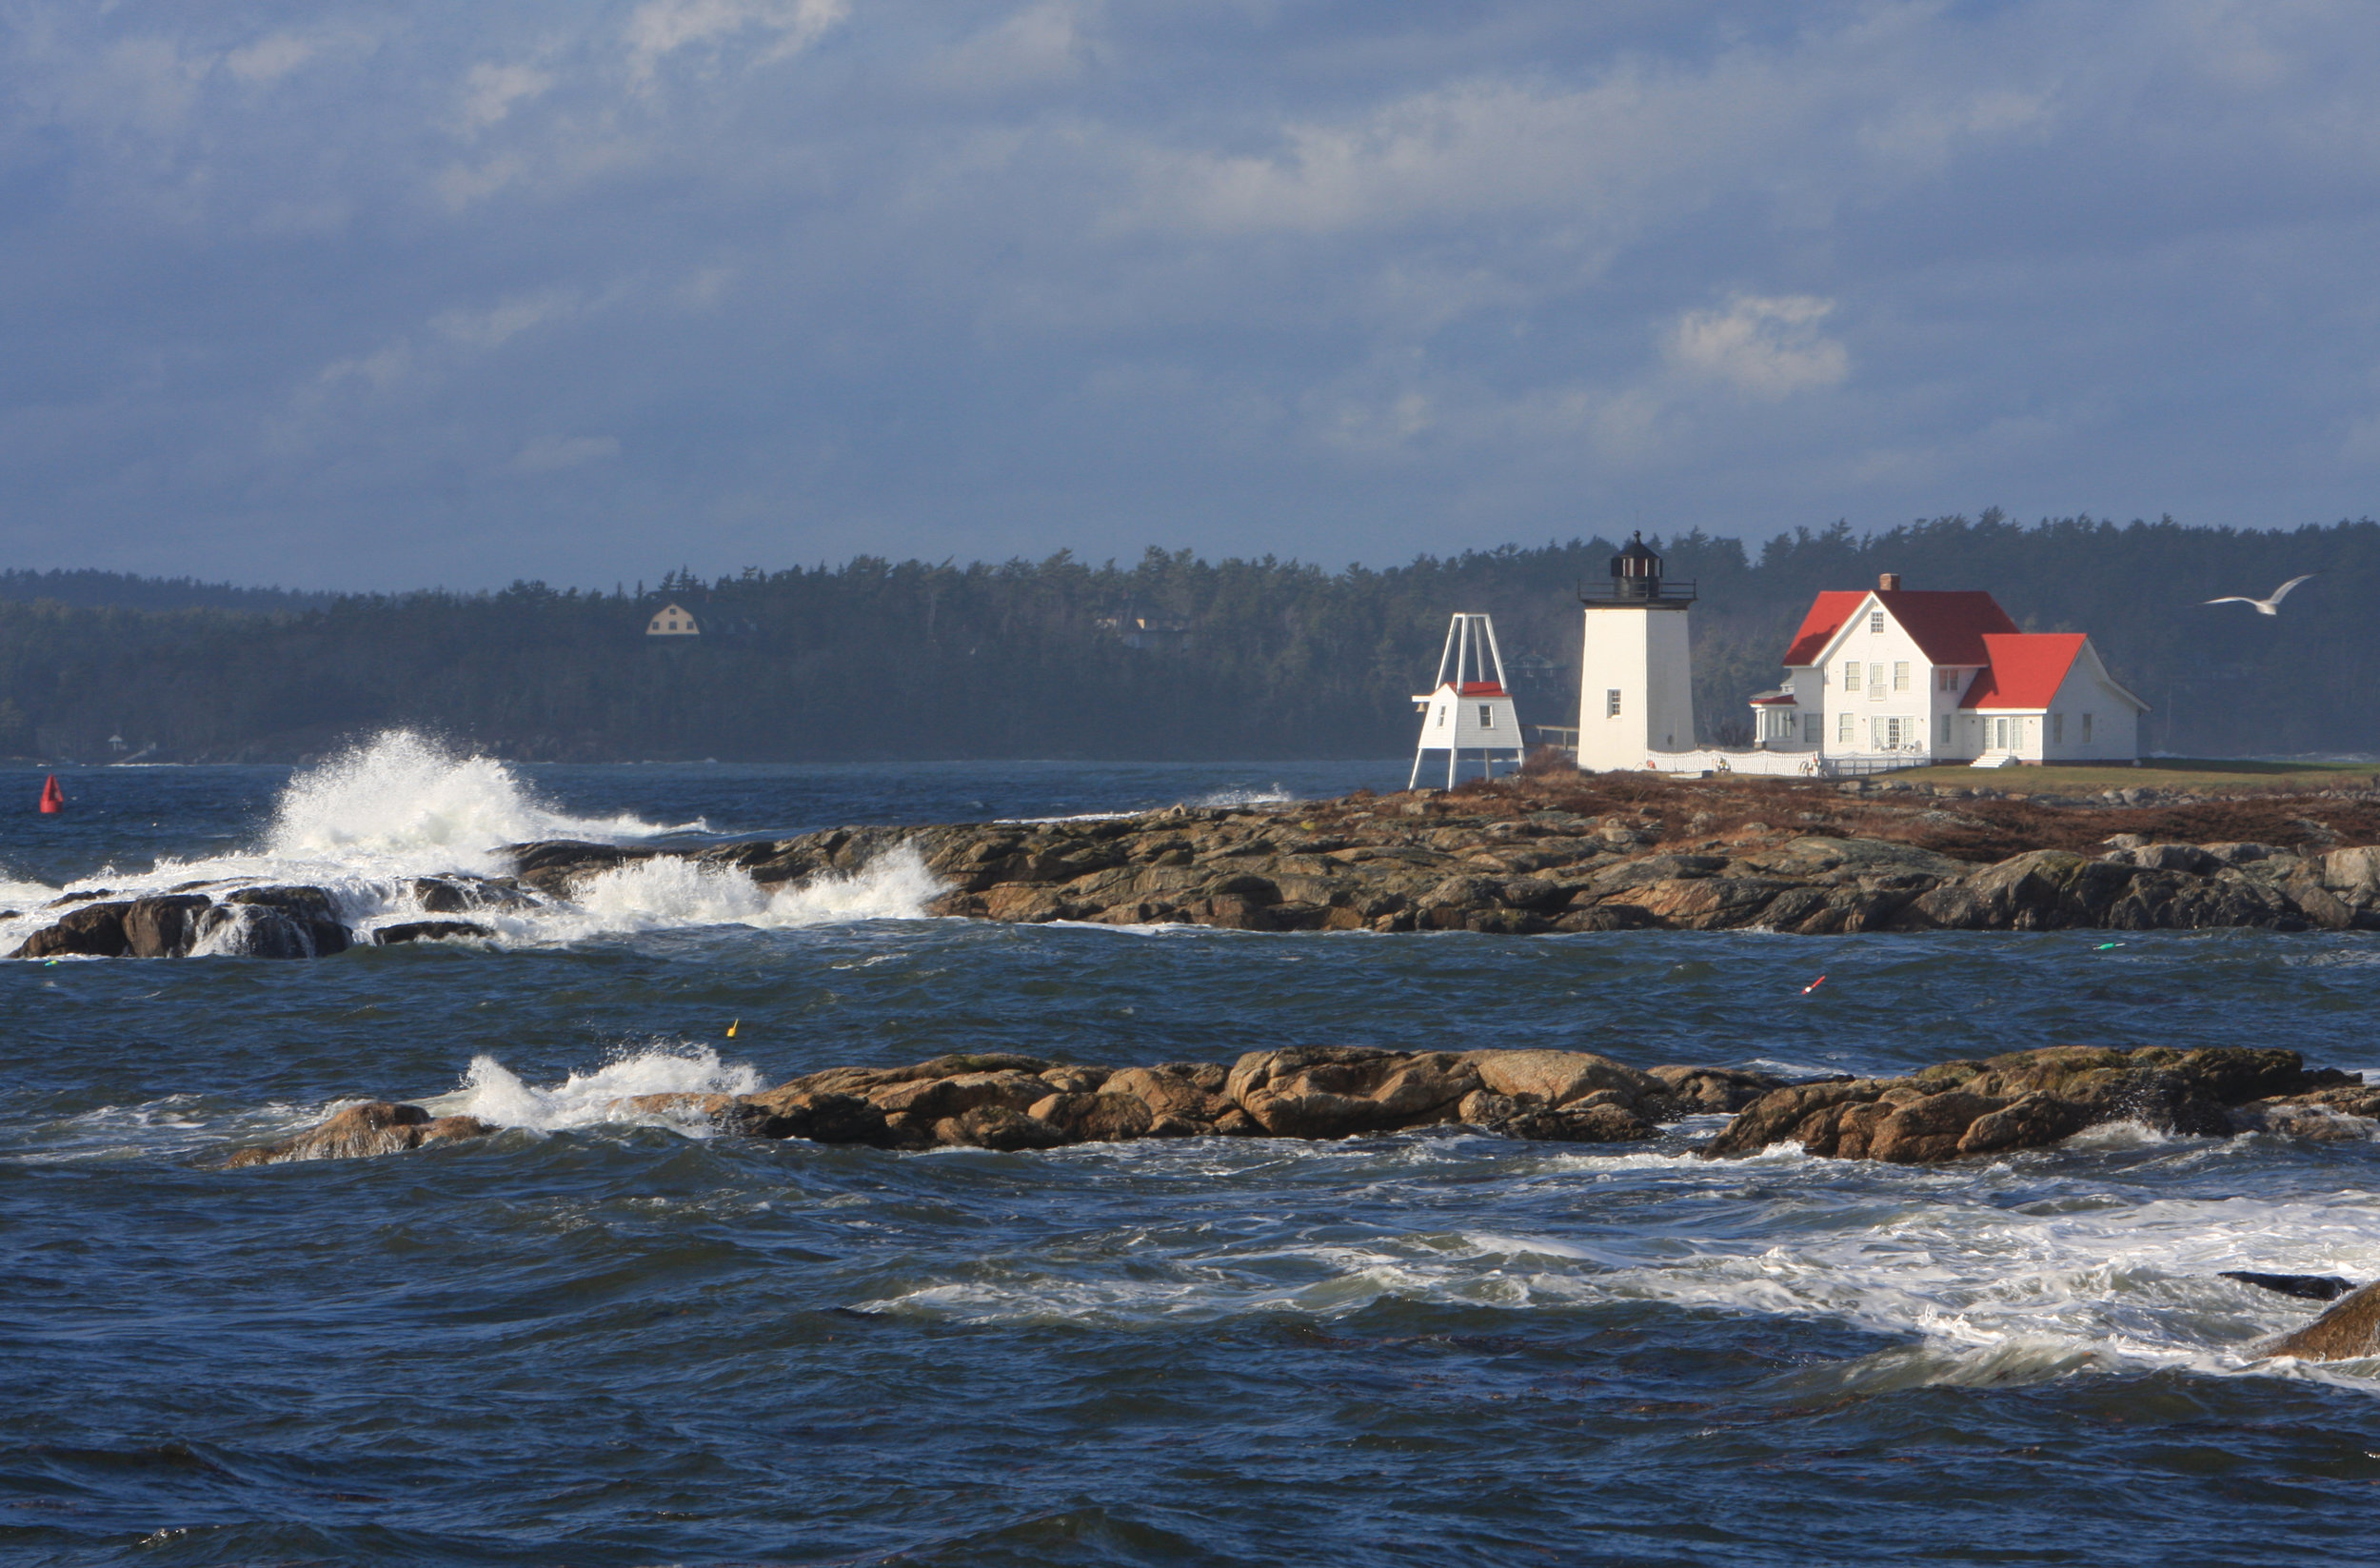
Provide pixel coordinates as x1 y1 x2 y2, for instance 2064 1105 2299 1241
5 738 2380 1566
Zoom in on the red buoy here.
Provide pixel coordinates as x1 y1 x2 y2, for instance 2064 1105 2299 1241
38 774 63 814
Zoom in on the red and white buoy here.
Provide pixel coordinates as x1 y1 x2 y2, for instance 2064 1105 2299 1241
37 774 63 814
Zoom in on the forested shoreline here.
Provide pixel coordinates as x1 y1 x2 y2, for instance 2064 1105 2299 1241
0 512 2370 763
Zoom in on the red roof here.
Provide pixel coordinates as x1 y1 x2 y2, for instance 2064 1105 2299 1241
1781 591 1869 665
1959 634 2086 710
1458 682 1506 696
1782 590 2019 666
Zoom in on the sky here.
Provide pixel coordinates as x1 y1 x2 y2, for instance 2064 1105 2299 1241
5 1 2380 589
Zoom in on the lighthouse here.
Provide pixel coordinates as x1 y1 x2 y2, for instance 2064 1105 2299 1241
1576 532 1697 771
1410 613 1525 788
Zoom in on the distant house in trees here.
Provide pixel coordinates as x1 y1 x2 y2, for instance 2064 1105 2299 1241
645 603 700 637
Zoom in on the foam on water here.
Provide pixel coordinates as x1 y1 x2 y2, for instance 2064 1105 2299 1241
1187 784 1295 808
846 1132 2380 1387
0 731 942 954
264 730 699 873
427 1045 762 1134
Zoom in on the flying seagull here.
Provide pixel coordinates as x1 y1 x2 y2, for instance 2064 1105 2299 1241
2204 574 2314 615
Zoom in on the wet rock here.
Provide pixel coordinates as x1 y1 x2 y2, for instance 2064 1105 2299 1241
2265 1280 2380 1361
510 841 644 895
941 1105 1068 1151
1650 1064 1783 1113
2224 1271 2359 1302
1954 1092 2095 1157
1703 1045 2355 1163
1459 1087 1659 1142
1026 1091 1154 1141
13 900 133 958
223 1102 492 1166
374 920 492 945
1103 1065 1232 1123
1463 1048 1668 1112
122 894 214 958
724 1088 894 1145
1225 1046 1480 1138
1700 1079 1890 1160
870 1070 1052 1122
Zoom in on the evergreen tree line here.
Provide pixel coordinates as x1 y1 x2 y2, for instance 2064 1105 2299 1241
0 512 2366 763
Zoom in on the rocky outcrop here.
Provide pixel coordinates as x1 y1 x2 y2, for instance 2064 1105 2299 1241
1701 1045 2354 1164
10 873 525 960
227 1046 1758 1165
222 1102 493 1166
228 1040 2374 1170
30 778 2380 960
2265 1281 2380 1361
501 781 2380 940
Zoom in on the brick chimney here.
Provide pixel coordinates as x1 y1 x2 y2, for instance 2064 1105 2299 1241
1878 572 1902 591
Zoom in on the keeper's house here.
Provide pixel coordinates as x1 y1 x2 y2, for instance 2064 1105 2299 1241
1746 574 2147 765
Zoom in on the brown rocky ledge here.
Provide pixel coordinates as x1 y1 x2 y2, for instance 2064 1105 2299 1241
26 770 2380 959
229 1042 2366 1168
514 770 2380 936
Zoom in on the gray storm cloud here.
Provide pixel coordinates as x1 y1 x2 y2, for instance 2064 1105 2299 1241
1 1 2375 586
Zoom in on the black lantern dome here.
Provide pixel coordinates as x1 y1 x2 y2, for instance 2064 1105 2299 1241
1610 532 1663 598
1581 530 1696 608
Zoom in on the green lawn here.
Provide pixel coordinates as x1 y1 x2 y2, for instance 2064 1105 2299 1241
1890 757 2380 793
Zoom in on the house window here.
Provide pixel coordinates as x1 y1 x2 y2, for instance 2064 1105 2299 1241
1868 664 1884 701
1893 662 1910 691
1843 661 1861 691
1939 713 1951 745
1478 705 1494 728
1606 689 1622 718
1837 712 1854 743
2053 713 2064 744
1870 611 1884 633
1873 716 1906 749
1804 714 1818 743
2083 713 2094 743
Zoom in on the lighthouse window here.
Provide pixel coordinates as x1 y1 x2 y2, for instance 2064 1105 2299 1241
1605 689 1622 718
1478 705 1494 727
1843 662 1860 691
1892 662 1910 691
1437 706 1448 728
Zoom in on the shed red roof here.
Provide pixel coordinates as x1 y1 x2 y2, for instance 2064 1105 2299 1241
1782 590 2019 666
1958 634 2086 710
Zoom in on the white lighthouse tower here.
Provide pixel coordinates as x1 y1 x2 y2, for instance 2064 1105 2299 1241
1577 532 1697 771
1410 613 1525 788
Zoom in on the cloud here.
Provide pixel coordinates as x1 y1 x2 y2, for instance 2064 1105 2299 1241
456 61 554 131
515 434 620 471
434 291 578 348
223 32 319 85
623 0 848 86
1667 295 1850 399
10 2 2380 588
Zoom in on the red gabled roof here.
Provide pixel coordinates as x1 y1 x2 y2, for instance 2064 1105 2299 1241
1782 591 1869 665
1457 682 1506 696
1959 633 2086 710
1781 589 2020 666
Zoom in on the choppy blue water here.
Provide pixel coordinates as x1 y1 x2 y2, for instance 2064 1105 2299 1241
5 744 2380 1566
